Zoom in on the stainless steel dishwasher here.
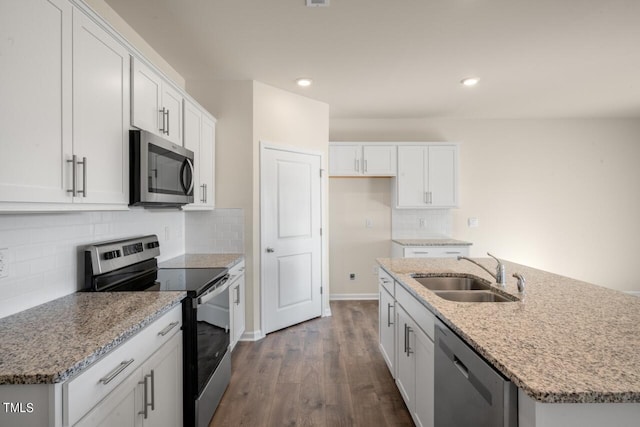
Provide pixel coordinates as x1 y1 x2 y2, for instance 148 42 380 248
434 318 517 427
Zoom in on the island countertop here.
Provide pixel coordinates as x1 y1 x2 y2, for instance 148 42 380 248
159 253 244 269
377 257 640 404
0 292 185 385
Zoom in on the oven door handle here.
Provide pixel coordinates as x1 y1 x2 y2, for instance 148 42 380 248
197 275 230 306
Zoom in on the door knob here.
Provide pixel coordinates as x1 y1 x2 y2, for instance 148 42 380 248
266 247 275 253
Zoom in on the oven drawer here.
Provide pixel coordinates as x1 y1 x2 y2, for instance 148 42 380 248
63 304 182 426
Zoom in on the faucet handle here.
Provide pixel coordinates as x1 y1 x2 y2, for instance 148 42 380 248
512 273 526 293
487 252 506 284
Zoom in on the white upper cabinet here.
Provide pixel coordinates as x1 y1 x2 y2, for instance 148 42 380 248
183 98 215 210
329 143 396 176
131 58 183 146
0 0 73 205
72 9 129 205
396 145 458 208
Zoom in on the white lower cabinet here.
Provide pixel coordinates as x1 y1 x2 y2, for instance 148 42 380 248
380 268 434 427
229 261 246 350
379 283 395 376
391 242 470 258
66 305 183 427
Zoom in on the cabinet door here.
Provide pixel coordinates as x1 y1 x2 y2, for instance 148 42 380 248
161 84 183 145
395 305 416 412
142 332 183 427
230 274 246 350
183 99 202 204
413 326 434 427
329 145 361 176
363 145 396 176
200 115 216 208
72 10 129 205
397 146 427 207
379 285 396 376
0 0 72 204
427 146 458 207
131 59 162 135
73 367 143 427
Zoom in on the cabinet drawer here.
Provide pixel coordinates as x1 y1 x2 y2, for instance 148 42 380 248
396 284 435 341
378 267 395 296
64 304 182 426
404 246 469 258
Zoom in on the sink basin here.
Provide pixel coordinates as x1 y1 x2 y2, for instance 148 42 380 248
412 275 491 291
434 290 518 303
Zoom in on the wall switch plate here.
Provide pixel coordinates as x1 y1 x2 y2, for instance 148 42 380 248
365 219 373 228
0 248 8 278
468 217 479 228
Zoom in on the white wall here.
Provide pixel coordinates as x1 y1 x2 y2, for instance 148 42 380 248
331 118 640 292
0 209 184 318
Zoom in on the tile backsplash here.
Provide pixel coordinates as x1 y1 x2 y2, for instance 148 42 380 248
391 208 452 239
185 209 244 253
0 209 184 319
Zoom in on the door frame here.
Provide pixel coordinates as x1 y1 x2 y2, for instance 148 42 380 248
259 142 328 336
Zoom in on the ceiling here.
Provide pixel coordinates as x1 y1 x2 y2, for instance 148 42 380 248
104 0 640 119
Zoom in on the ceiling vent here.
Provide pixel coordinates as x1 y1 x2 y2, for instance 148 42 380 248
306 0 329 7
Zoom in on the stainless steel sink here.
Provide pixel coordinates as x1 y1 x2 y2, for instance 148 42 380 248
412 275 491 291
411 275 518 303
433 290 518 303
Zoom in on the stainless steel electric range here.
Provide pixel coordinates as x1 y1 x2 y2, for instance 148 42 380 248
84 235 231 427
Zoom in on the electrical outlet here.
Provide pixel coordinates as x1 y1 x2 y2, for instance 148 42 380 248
349 273 356 280
0 248 8 279
419 218 426 228
164 226 170 240
468 217 479 228
365 219 373 228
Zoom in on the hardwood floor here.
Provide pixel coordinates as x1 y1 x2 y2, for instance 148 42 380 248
209 300 413 427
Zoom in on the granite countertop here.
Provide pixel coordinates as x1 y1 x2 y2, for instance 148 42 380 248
392 238 472 246
378 257 640 404
0 292 184 385
159 253 244 269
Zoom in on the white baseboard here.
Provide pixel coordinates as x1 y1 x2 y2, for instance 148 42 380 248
626 291 640 297
239 329 265 342
323 307 333 317
329 293 379 301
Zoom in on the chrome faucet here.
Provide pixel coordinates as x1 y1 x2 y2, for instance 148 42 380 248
457 252 507 286
512 273 526 293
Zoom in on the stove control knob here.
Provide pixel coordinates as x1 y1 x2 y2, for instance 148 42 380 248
104 250 122 260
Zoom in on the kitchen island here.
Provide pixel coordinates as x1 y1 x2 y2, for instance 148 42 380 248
378 257 640 427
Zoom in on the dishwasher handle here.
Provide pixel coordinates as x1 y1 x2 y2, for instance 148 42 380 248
453 356 469 379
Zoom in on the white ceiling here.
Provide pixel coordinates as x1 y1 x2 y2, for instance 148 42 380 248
104 0 640 119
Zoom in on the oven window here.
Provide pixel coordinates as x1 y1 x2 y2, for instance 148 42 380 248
196 287 230 394
148 143 192 196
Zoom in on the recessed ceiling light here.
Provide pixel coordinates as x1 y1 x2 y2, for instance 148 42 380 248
461 77 480 87
296 78 313 87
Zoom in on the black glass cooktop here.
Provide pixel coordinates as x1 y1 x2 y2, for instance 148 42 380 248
156 267 228 296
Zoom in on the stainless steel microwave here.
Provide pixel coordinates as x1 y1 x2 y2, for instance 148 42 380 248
130 130 195 207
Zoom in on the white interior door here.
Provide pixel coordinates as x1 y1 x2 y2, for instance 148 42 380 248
262 145 322 334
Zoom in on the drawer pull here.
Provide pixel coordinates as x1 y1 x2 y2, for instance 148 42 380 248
157 321 179 337
99 359 134 385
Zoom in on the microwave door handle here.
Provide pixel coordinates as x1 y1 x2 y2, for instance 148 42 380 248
180 158 195 196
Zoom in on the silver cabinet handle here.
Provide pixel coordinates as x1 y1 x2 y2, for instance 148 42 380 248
387 303 394 327
406 326 414 356
159 107 166 134
99 359 134 385
157 321 179 337
200 184 206 203
424 191 428 204
413 251 430 254
67 155 77 197
403 324 408 354
445 251 461 255
234 285 240 305
79 157 87 197
149 370 155 411
364 159 368 172
356 159 360 172
266 247 275 253
204 183 207 203
166 109 170 136
354 158 357 172
428 191 432 204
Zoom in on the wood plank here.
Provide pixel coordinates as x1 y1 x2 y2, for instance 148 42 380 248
267 382 301 427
